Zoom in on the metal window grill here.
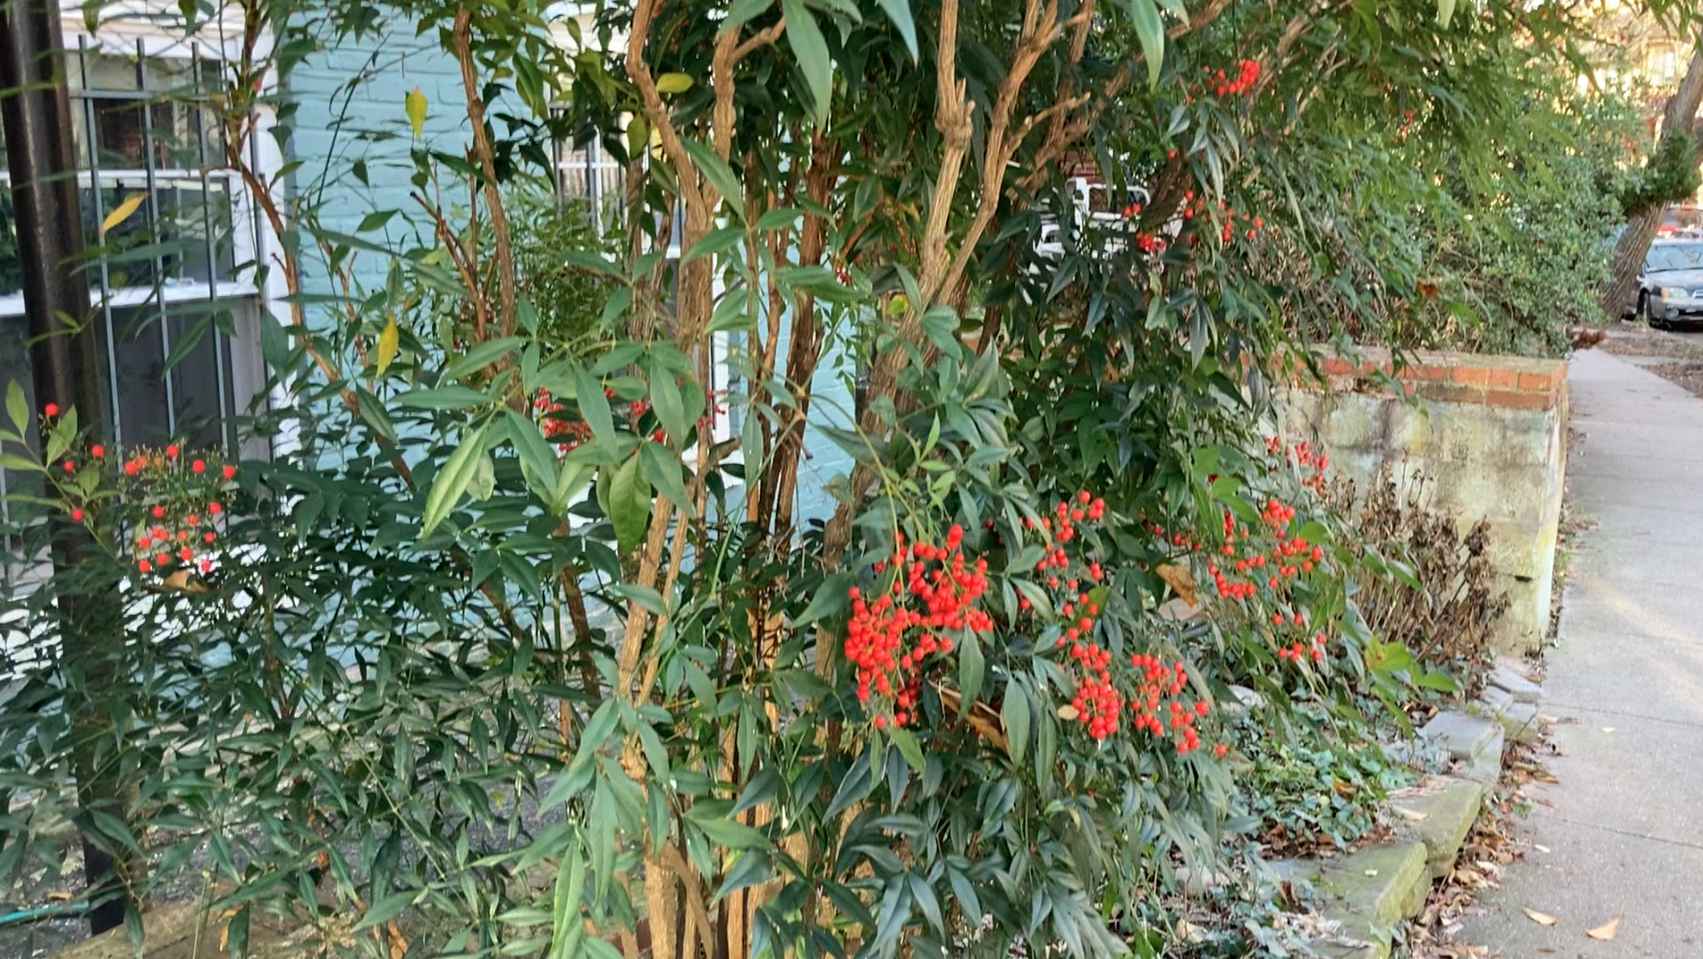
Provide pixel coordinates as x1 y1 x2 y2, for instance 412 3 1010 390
0 38 260 556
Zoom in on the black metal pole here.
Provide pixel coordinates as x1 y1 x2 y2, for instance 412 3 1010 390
0 0 129 936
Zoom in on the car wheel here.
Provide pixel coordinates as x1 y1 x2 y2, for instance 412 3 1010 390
1643 295 1663 329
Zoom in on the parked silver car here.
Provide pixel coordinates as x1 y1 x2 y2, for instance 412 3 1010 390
1639 240 1703 328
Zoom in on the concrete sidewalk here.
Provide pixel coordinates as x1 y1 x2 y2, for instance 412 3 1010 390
1461 349 1703 957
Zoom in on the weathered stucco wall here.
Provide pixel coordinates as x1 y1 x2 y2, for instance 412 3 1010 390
1282 351 1568 654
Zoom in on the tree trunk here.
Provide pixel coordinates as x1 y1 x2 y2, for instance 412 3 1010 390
0 0 132 935
1602 45 1703 319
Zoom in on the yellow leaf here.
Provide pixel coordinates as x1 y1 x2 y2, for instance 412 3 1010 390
405 87 427 139
1056 704 1080 721
657 72 694 94
1523 909 1558 926
1586 916 1621 941
101 192 146 236
376 316 399 375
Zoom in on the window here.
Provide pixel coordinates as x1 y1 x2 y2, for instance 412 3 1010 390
0 36 275 551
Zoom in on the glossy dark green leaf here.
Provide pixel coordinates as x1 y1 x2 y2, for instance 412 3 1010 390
421 421 490 538
781 0 833 122
609 454 651 552
1127 0 1165 88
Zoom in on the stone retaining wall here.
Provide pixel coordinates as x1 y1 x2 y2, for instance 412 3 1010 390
1281 349 1568 654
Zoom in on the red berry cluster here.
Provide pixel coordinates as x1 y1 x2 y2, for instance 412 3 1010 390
112 443 234 577
1127 653 1215 754
1267 435 1329 494
1203 60 1261 97
1016 493 1220 754
533 387 725 454
844 525 992 727
1277 633 1328 663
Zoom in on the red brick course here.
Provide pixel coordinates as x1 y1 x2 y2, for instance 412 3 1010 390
1284 347 1565 411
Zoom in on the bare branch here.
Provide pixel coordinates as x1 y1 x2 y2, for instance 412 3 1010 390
451 8 517 338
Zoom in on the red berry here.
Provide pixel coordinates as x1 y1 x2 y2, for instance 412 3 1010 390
222 464 237 480
70 508 84 521
191 459 206 473
90 444 104 457
137 559 152 573
208 502 223 515
61 460 74 473
165 443 179 458
43 403 58 417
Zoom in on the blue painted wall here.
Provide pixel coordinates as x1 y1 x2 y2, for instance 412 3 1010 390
284 26 471 302
282 27 853 520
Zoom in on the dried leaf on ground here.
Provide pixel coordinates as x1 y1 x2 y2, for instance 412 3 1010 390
1586 916 1621 941
1523 909 1557 926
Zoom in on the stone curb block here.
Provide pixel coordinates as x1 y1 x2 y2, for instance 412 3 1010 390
1487 664 1543 703
1282 842 1430 959
1458 725 1505 785
1497 701 1541 743
1420 710 1500 760
1390 777 1487 879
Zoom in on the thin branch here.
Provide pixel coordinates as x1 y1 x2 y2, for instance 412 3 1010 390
451 8 517 338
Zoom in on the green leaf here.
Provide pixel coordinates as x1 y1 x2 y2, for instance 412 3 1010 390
799 572 853 626
724 0 774 31
394 386 491 410
780 0 833 122
876 0 917 57
611 584 667 615
888 726 925 772
357 210 397 233
753 207 802 231
547 844 585 959
692 815 768 849
443 337 525 382
681 139 745 220
657 72 694 94
421 421 490 538
354 890 417 931
563 249 625 279
1127 0 1164 89
572 368 616 451
1436 0 1456 27
1001 682 1031 764
609 454 651 552
5 382 24 432
639 441 691 510
506 411 560 503
684 225 745 264
957 632 984 715
649 366 691 446
570 702 620 777
636 722 671 781
224 904 249 958
1414 668 1460 693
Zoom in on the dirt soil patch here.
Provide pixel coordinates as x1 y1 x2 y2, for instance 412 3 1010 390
1641 360 1703 399
1591 324 1703 360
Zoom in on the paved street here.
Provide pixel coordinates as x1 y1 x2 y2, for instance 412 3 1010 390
1463 349 1703 956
